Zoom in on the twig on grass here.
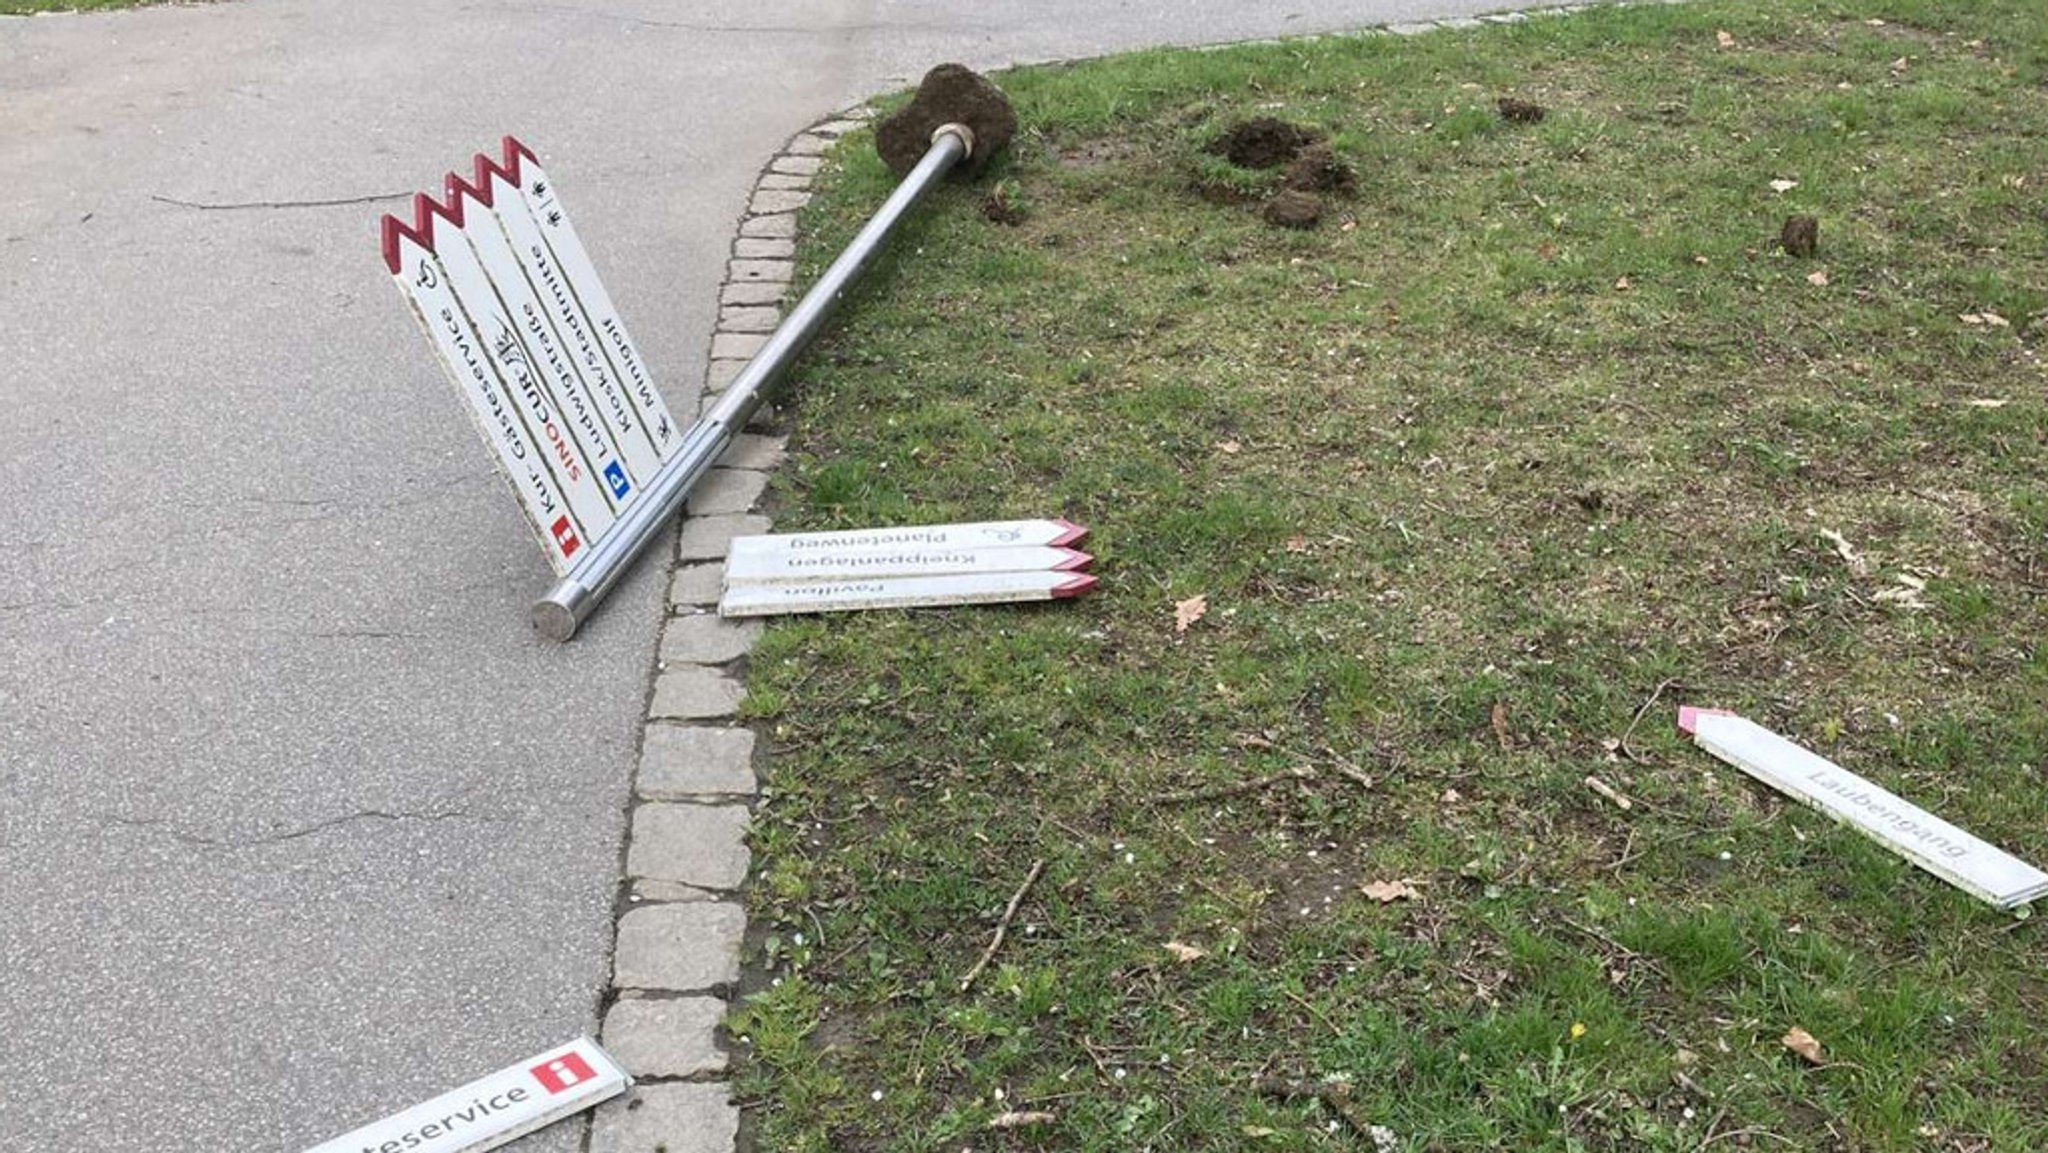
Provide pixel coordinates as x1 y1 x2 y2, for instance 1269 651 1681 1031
1252 1075 1375 1137
1619 678 1680 763
1154 766 1315 805
987 1111 1058 1129
1585 775 1634 811
959 857 1046 992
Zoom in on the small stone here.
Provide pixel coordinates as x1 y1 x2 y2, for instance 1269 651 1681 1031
612 902 745 991
661 613 763 665
675 513 771 562
718 305 781 333
1264 190 1322 229
749 188 812 214
628 803 750 889
639 724 757 797
727 258 792 283
771 155 823 176
601 997 728 1078
784 133 831 156
668 563 724 608
709 332 768 361
718 432 786 471
650 665 744 719
740 213 797 239
684 468 769 516
589 1082 738 1153
721 278 787 305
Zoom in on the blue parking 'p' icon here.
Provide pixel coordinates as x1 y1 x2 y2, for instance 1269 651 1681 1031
604 461 631 500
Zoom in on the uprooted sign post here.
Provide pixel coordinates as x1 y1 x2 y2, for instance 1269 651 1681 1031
719 519 1099 616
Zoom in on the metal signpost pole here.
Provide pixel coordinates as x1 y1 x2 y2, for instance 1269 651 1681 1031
530 125 974 642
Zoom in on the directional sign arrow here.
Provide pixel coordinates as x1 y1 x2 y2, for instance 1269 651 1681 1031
726 518 1086 560
724 544 1091 586
719 569 1097 618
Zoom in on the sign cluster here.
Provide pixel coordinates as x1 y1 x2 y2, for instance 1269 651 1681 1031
719 518 1098 616
381 137 681 575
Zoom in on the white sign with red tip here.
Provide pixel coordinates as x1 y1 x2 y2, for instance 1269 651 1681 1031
721 569 1098 618
726 518 1087 560
724 543 1092 585
302 1036 629 1153
379 137 681 576
1680 707 2048 909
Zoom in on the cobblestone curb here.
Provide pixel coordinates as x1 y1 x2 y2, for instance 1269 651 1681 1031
585 104 872 1153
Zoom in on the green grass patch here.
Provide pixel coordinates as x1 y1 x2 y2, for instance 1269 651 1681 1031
731 2 2048 1149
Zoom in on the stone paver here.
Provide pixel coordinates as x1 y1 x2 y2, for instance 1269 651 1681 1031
771 154 823 176
613 903 745 991
728 258 793 283
649 666 745 720
675 513 771 561
601 997 728 1078
810 118 866 137
708 331 769 360
739 213 797 239
684 468 769 517
718 433 787 471
590 1083 739 1153
717 305 781 333
639 725 757 797
757 173 810 190
661 614 764 666
720 279 787 305
749 188 813 214
627 803 750 890
784 133 831 155
732 237 796 260
703 358 750 392
629 879 722 903
667 563 724 607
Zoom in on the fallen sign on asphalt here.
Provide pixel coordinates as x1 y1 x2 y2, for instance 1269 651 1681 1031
720 520 1097 616
380 136 684 575
1679 706 2048 909
303 1036 629 1153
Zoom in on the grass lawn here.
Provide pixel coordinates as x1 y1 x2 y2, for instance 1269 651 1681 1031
728 1 2048 1148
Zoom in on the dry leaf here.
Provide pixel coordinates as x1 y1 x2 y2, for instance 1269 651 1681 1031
1782 1025 1824 1065
1769 178 1798 193
1819 528 1869 577
1284 534 1310 553
1614 275 1632 290
1174 594 1208 633
1216 440 1243 455
1490 702 1513 750
1960 313 1986 326
1890 56 1909 72
1982 312 2010 327
1163 941 1208 963
1865 17 1886 25
1715 29 1735 48
1361 879 1419 903
987 1111 1057 1130
1806 269 1829 286
1965 398 2010 408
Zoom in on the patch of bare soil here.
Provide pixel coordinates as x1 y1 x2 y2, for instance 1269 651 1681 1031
1206 117 1321 169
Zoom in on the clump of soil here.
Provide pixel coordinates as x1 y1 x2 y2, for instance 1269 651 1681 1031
1282 143 1355 194
981 183 1026 226
1781 214 1820 257
1264 190 1322 230
876 63 1018 177
1498 97 1547 124
1206 117 1321 169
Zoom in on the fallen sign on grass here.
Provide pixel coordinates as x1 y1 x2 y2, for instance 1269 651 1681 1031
1679 706 2048 909
303 1037 629 1153
719 519 1098 617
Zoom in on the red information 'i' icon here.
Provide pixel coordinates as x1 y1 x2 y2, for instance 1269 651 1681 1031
529 1051 597 1095
550 516 580 558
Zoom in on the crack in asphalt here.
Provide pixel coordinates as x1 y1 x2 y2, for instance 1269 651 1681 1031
109 809 485 849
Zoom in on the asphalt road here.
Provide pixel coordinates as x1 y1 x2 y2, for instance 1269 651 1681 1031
1 0 1518 1147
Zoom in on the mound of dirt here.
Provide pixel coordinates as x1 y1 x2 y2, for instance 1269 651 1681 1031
1781 215 1820 257
876 63 1018 177
1282 143 1355 194
1497 97 1547 124
1207 117 1321 169
1264 190 1322 230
